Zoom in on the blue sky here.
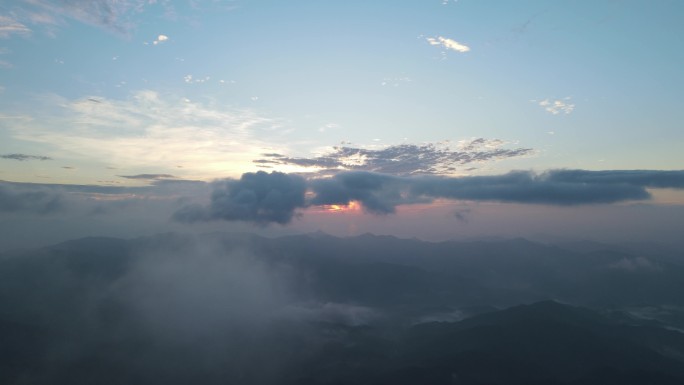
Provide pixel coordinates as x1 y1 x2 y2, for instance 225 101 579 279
1 0 684 247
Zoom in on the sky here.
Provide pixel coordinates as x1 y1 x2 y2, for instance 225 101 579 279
1 0 684 248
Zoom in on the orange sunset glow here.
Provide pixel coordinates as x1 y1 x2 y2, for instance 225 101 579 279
322 201 362 213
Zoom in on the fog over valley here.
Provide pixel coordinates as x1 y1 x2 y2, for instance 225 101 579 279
2 232 684 384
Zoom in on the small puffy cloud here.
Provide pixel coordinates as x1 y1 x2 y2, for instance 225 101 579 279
184 74 211 83
1 153 52 161
153 34 168 45
538 98 575 115
426 36 470 53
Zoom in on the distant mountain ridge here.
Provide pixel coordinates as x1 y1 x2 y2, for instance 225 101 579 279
2 232 684 384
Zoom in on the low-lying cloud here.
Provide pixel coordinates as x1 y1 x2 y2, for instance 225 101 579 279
0 183 62 214
173 169 684 225
3 169 683 227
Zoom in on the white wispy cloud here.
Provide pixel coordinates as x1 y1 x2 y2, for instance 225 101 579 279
426 36 470 53
14 0 149 34
0 15 31 38
318 123 340 133
537 98 575 115
380 76 412 87
1 1 231 37
3 90 292 179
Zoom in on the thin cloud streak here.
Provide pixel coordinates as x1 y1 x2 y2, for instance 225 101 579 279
7 0 161 35
1 153 52 161
118 174 177 180
0 15 31 38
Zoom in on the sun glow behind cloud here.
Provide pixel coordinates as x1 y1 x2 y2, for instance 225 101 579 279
321 200 362 214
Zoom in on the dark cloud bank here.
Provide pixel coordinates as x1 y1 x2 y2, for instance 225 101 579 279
174 169 684 224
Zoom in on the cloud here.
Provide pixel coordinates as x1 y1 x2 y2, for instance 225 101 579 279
0 183 63 214
1 1 232 37
7 0 158 35
453 208 471 223
409 170 657 205
426 36 470 53
184 74 212 83
0 15 31 38
308 170 666 215
1 153 52 161
380 77 412 87
173 171 307 225
543 169 684 189
538 98 575 115
318 123 340 133
609 257 662 273
118 174 177 180
4 90 284 179
115 238 292 340
254 139 532 176
174 169 684 225
309 172 407 214
4 169 682 226
153 34 169 45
